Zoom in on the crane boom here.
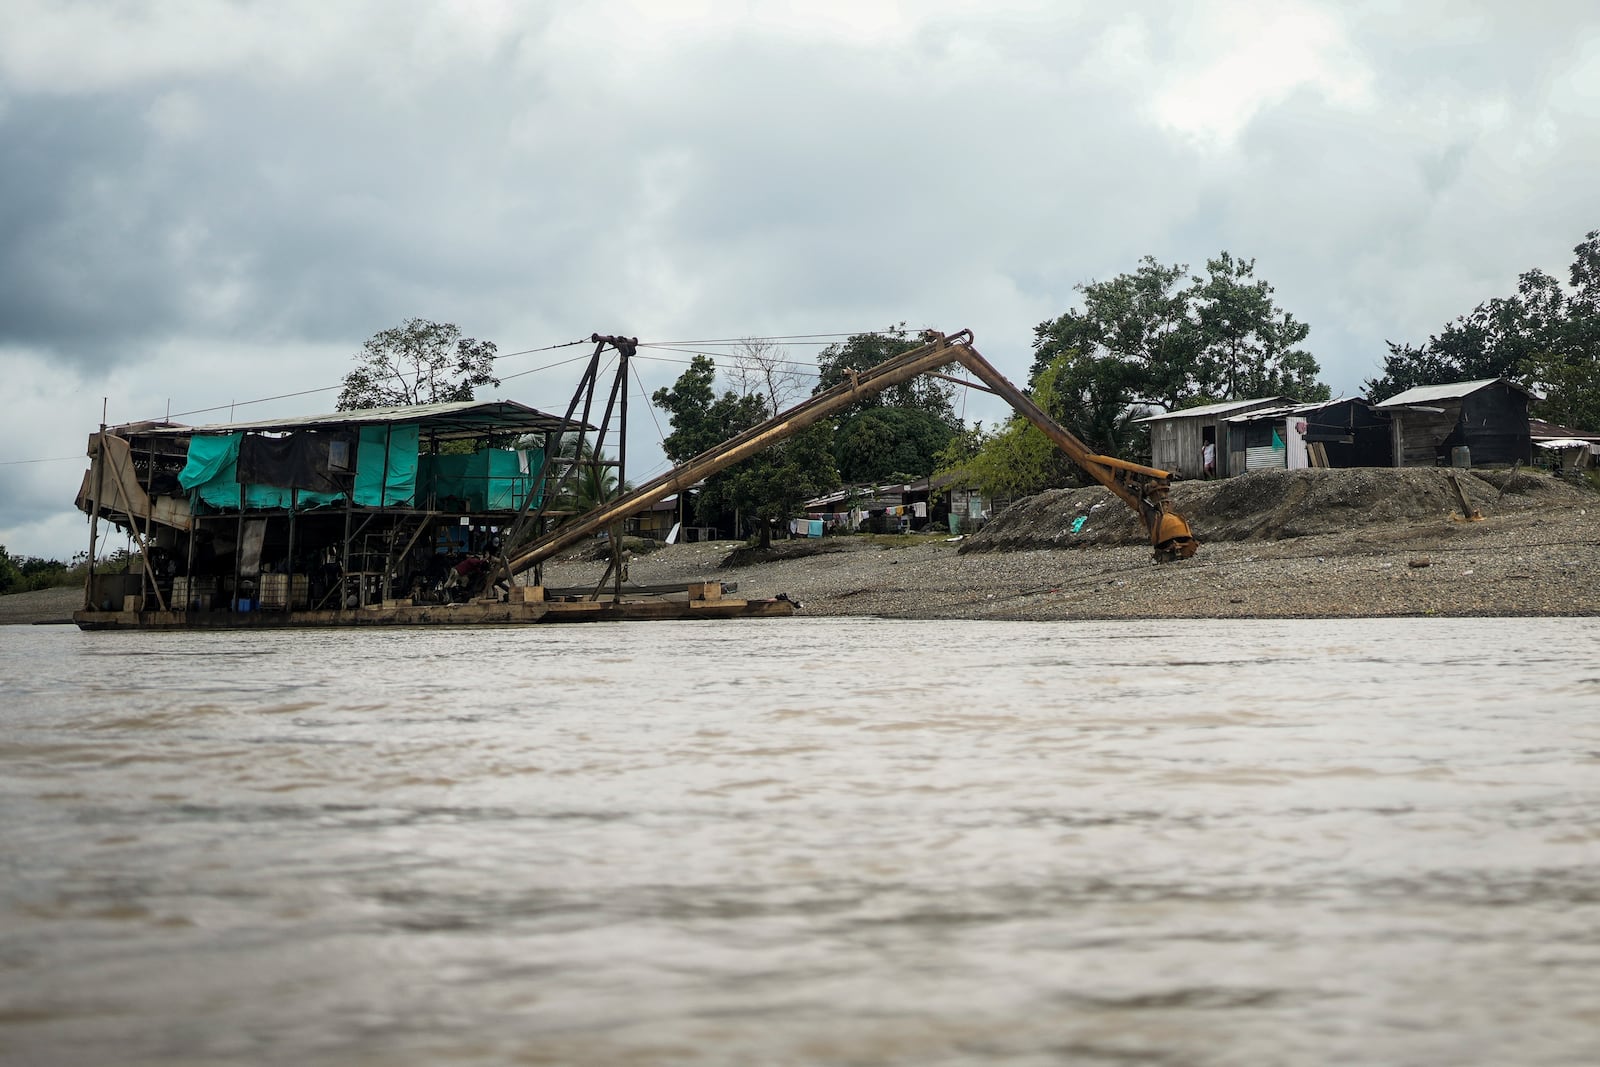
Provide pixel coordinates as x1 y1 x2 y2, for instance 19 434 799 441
501 329 1197 574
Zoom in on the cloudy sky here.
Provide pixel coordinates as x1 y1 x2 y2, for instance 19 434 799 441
2 0 1596 559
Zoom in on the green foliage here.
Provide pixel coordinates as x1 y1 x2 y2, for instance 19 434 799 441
651 355 769 464
651 355 839 542
713 425 839 546
1525 348 1600 430
1191 253 1325 401
1036 349 1149 462
933 419 1059 503
815 325 958 420
0 545 77 594
833 407 957 484
814 326 961 483
932 357 1091 500
1032 253 1329 411
337 318 499 410
0 545 18 594
1365 230 1600 427
548 433 631 513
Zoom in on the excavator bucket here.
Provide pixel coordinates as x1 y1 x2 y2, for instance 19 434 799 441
1152 511 1200 561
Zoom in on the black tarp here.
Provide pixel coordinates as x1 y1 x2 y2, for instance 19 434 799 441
236 431 355 493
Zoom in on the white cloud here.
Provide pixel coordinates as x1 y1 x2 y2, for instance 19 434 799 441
1149 2 1373 144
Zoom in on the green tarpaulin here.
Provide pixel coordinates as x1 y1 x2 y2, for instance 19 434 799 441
179 425 419 510
416 448 543 511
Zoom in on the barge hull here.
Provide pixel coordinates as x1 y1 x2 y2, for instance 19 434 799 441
73 597 795 631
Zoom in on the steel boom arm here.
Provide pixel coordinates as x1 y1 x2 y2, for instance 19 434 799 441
502 330 1196 574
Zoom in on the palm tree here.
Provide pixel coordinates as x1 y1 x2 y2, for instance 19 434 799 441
547 433 631 513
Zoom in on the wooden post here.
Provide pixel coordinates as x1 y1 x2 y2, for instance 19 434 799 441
234 483 246 611
287 487 299 608
85 405 107 611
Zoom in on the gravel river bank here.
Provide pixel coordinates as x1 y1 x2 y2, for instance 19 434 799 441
7 469 1596 625
545 468 1600 621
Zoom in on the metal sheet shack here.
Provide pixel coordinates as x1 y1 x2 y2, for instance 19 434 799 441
1530 418 1600 473
1372 379 1535 468
1223 397 1391 472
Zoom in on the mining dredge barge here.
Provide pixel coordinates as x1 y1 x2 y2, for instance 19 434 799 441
72 330 1197 630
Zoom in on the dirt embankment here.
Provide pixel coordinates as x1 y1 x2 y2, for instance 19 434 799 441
963 467 1579 551
590 468 1599 620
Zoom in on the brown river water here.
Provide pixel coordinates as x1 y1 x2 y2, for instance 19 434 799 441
2 617 1598 1066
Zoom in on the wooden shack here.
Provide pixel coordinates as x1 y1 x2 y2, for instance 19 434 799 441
1530 418 1600 473
1372 379 1534 467
1135 397 1289 478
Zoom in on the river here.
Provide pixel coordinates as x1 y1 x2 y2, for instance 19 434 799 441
1 617 1598 1066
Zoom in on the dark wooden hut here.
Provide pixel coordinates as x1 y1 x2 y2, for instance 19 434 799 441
1372 378 1534 467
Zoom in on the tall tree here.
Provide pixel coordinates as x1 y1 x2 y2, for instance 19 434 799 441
1031 257 1197 410
814 325 961 482
1191 253 1323 401
728 338 807 418
1032 253 1328 413
931 356 1086 501
1366 229 1600 427
1037 349 1150 462
714 425 839 548
651 355 768 463
651 355 838 545
833 407 958 484
815 325 958 419
337 318 499 410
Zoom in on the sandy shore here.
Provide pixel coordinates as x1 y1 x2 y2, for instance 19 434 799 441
8 470 1596 626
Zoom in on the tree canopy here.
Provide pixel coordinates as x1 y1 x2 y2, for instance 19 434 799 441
651 354 838 544
1365 229 1600 429
651 355 768 464
812 326 961 484
941 252 1327 502
337 318 499 410
931 354 1088 502
1031 253 1329 413
833 407 958 484
814 325 958 419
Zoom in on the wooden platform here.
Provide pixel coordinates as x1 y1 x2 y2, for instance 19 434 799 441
73 585 796 631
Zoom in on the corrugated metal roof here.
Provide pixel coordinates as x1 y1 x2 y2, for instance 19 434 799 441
1528 419 1600 442
1222 398 1376 422
1224 409 1287 423
1134 396 1289 422
135 399 586 440
1372 378 1535 408
1223 397 1370 423
1291 395 1363 412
